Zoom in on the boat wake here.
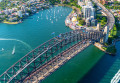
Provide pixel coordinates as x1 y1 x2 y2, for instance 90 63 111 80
0 38 32 51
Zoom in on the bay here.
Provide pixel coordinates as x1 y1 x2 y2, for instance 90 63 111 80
0 6 72 75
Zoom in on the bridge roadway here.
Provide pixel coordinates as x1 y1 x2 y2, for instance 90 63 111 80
92 0 115 30
0 29 105 83
0 0 114 82
23 1 115 82
23 40 91 83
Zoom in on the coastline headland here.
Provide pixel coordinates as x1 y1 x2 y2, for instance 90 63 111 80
65 6 83 30
0 1 51 25
64 0 116 55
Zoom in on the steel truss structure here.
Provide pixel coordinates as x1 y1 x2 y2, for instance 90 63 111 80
0 29 105 83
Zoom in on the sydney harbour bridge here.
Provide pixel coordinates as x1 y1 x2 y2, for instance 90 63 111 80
0 29 106 83
0 0 116 82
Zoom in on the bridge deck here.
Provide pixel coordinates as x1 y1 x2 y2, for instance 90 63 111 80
23 40 91 83
0 29 104 83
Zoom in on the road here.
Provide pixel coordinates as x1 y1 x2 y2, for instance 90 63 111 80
93 0 115 30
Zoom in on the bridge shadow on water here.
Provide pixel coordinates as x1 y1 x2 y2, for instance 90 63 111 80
79 41 120 83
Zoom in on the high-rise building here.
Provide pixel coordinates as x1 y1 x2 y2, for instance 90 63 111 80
97 23 101 31
78 0 85 6
84 7 91 19
83 2 95 19
104 26 109 42
82 1 97 26
86 18 91 26
17 10 22 18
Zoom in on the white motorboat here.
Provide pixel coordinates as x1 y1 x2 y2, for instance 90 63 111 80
12 46 15 55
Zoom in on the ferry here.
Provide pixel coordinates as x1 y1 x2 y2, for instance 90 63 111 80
12 46 15 55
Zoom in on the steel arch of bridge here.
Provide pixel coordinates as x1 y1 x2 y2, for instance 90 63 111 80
0 29 105 83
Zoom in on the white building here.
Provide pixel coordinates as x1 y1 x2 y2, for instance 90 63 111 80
17 10 22 17
21 5 26 12
82 1 97 26
83 2 95 19
104 26 109 42
78 0 85 6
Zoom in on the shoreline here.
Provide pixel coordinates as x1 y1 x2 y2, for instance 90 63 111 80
1 4 73 25
3 21 19 24
64 3 116 55
94 42 114 55
0 3 51 25
64 4 84 30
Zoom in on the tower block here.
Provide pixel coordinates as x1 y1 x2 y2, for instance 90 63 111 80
104 26 109 42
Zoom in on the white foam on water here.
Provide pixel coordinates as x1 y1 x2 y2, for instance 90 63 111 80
0 38 32 51
111 69 120 83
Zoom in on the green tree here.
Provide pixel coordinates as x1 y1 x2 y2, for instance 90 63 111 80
79 20 85 25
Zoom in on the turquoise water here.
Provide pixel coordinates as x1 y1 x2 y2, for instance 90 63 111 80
41 45 104 83
0 6 72 75
79 41 120 83
0 6 118 83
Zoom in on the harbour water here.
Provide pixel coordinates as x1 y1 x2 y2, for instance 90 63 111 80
41 45 105 83
0 6 119 83
0 6 72 75
80 41 120 83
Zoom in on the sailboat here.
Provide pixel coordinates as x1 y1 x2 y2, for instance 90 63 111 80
46 17 48 20
51 21 53 24
2 48 4 51
1 48 4 51
56 19 58 21
12 46 15 55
